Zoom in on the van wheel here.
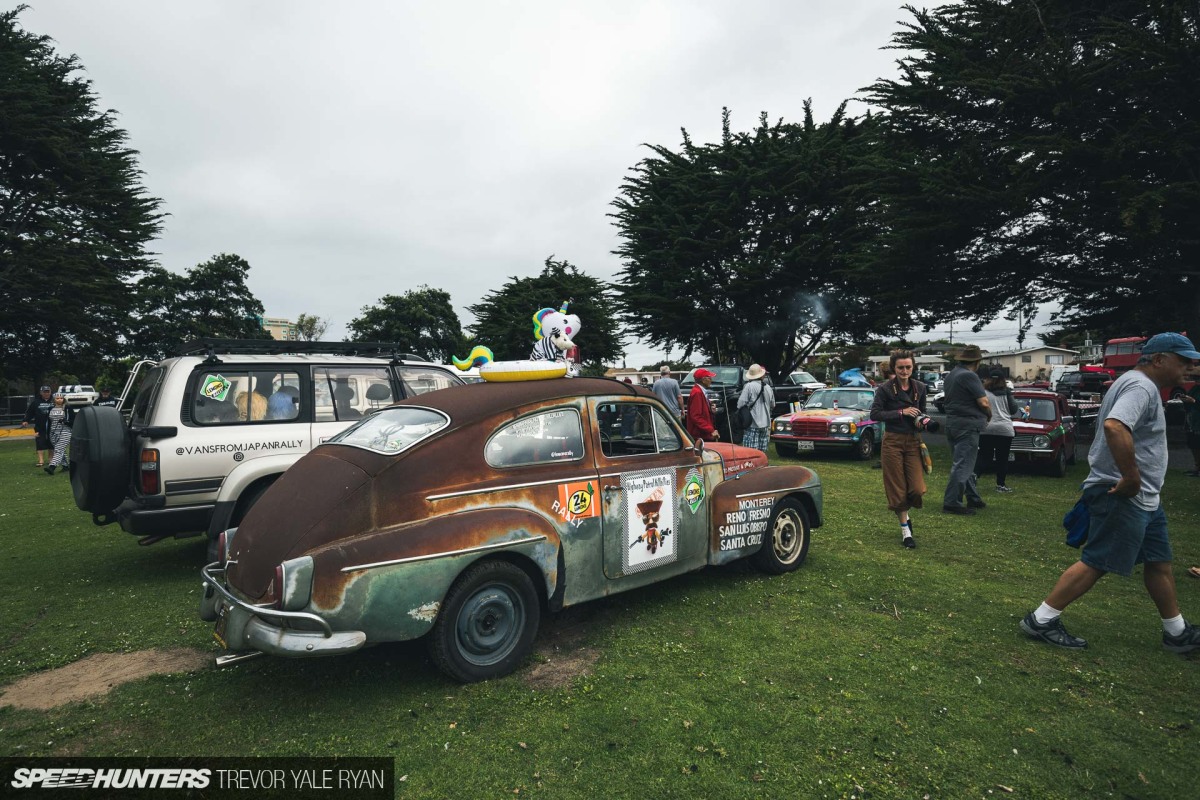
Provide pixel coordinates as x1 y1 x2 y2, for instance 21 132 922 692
751 499 810 575
207 479 276 561
430 560 540 683
69 406 130 516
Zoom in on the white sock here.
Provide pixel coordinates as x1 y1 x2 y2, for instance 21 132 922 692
1162 614 1185 637
900 521 912 539
1034 602 1062 625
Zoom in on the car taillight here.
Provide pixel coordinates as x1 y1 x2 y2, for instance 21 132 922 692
272 564 284 609
139 449 160 495
217 530 228 568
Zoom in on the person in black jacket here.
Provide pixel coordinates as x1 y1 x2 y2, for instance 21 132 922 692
94 385 121 409
870 351 929 548
21 386 54 467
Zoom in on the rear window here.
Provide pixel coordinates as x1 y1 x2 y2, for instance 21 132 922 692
327 407 450 455
129 367 166 427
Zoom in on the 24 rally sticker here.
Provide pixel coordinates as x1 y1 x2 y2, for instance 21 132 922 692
553 480 599 526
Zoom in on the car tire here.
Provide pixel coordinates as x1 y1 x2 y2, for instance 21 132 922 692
774 442 798 458
751 499 810 575
1049 447 1067 478
853 430 874 461
430 560 541 683
69 406 130 518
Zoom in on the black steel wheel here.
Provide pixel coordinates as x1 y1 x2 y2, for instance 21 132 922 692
1049 446 1068 478
853 431 874 461
430 560 541 683
750 499 811 575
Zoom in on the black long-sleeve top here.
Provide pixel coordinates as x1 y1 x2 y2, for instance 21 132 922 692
869 378 928 434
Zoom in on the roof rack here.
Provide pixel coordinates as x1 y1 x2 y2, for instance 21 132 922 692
177 339 426 364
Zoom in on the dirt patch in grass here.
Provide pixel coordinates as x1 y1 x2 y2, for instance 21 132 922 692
523 604 611 690
0 648 210 711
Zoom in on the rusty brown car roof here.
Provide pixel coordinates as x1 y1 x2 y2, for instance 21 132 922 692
396 377 655 428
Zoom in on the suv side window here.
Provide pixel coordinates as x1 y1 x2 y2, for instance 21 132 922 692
397 365 461 396
314 367 393 422
192 370 304 425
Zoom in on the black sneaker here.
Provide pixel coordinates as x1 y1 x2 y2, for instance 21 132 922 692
942 505 976 515
1020 612 1087 649
44 465 55 475
967 498 987 509
1163 622 1200 654
902 535 916 549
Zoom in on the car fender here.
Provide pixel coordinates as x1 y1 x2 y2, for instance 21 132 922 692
708 466 822 565
304 507 562 643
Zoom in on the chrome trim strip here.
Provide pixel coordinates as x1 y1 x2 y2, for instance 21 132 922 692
427 477 594 501
200 563 333 637
735 487 810 500
341 535 549 573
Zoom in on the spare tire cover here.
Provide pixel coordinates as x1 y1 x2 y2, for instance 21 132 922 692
70 406 130 514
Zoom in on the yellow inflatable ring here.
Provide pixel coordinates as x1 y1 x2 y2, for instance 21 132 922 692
479 360 568 382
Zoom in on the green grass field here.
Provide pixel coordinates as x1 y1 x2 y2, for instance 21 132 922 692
0 436 1197 798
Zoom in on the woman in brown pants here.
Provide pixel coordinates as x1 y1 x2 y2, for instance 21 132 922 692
869 350 929 548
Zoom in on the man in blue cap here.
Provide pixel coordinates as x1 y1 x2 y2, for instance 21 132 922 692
1020 332 1200 653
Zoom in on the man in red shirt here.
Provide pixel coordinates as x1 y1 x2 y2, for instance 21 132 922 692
686 368 720 441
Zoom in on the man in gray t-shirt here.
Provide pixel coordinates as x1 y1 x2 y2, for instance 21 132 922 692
652 366 683 421
941 345 991 514
1019 332 1200 654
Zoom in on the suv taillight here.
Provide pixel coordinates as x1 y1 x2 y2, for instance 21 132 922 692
139 449 160 495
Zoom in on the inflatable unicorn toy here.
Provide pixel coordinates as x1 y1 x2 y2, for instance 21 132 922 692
451 301 582 382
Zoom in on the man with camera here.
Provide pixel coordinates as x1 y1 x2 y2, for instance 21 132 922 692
941 345 991 515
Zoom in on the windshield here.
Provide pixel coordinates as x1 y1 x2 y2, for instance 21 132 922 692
1019 398 1058 423
327 406 449 455
789 372 819 385
683 367 740 386
804 389 874 411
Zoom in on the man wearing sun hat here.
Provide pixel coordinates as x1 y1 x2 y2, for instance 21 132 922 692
1021 332 1200 653
686 368 720 442
941 344 991 515
737 364 775 452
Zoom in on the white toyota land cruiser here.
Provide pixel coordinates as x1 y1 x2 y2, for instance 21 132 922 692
68 339 463 558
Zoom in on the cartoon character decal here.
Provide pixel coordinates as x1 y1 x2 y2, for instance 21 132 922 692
620 467 676 573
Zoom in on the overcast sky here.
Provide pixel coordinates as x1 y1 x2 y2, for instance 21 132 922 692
21 0 1046 364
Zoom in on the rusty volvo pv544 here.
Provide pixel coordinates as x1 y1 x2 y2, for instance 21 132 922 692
201 378 822 682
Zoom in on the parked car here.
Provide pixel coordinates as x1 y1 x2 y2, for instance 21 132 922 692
68 339 463 556
918 371 944 392
1054 370 1110 401
56 384 99 407
1009 389 1078 477
773 370 826 415
199 377 823 682
770 386 880 460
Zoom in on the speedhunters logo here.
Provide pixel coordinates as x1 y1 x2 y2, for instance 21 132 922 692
11 767 210 789
1 758 392 798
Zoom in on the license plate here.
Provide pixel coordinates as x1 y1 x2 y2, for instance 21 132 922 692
797 440 815 451
213 604 228 649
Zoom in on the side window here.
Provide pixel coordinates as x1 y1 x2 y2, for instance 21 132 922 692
397 365 462 397
193 370 302 425
130 367 166 427
313 367 392 423
485 409 584 468
597 403 677 457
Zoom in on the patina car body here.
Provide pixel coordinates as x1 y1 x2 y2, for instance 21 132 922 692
1008 388 1078 477
770 387 879 460
201 378 822 682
